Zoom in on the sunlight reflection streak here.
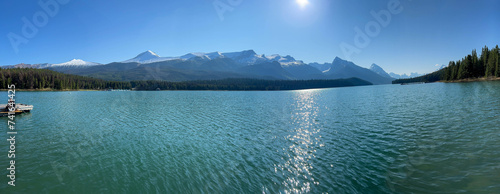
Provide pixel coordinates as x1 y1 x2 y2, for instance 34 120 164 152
276 90 321 193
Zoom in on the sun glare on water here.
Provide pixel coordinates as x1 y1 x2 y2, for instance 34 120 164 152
296 0 310 8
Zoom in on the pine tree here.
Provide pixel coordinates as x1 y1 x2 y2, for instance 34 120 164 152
496 46 500 77
452 60 460 80
444 61 455 81
486 49 497 77
458 58 471 79
471 49 480 77
482 46 489 77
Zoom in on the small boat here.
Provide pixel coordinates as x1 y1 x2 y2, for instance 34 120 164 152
0 99 33 117
401 82 425 85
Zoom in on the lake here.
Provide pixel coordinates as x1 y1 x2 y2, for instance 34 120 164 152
1 82 499 193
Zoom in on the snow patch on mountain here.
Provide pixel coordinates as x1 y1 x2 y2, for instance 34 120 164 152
180 52 223 60
222 50 267 65
436 64 447 71
389 72 424 79
308 62 331 72
369 63 392 78
265 54 304 66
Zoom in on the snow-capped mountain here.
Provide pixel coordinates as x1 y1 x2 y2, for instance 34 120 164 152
178 50 267 65
265 54 305 66
2 59 101 69
180 52 224 60
367 62 426 79
122 50 180 64
120 49 308 66
5 63 53 69
2 49 397 84
221 50 266 65
52 59 102 67
321 57 394 84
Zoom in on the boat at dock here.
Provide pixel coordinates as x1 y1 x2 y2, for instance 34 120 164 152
0 99 33 117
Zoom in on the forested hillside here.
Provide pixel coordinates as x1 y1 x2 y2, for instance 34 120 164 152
130 78 372 91
0 68 131 90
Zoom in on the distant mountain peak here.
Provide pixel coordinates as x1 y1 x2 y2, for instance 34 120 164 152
333 56 344 61
52 59 101 67
332 57 357 67
241 49 256 55
369 63 392 78
181 51 223 60
123 50 168 63
389 72 424 79
436 64 447 71
332 57 356 67
370 63 381 69
136 50 160 58
264 54 298 65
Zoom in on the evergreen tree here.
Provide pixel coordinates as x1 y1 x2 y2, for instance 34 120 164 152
0 68 134 90
471 49 480 77
486 50 497 77
458 58 470 79
453 60 460 80
444 61 454 81
494 45 500 77
482 46 490 77
394 45 499 84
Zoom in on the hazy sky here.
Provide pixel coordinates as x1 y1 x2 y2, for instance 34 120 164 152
1 0 499 74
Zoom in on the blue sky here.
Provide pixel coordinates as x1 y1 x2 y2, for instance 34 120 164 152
1 0 499 74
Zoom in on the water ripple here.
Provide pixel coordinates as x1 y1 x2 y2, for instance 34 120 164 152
1 82 499 193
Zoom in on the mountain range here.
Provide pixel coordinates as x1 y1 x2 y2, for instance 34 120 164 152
388 72 424 79
3 50 400 84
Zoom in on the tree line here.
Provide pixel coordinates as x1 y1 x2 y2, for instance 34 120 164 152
0 68 131 90
0 68 372 91
130 78 371 91
393 45 500 84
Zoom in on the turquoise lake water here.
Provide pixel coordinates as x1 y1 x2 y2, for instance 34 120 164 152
1 82 500 193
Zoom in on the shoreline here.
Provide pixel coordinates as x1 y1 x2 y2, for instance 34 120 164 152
439 77 500 83
0 85 368 92
2 78 498 91
0 89 104 92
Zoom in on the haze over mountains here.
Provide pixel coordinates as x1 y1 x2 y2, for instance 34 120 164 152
2 50 409 84
388 64 447 79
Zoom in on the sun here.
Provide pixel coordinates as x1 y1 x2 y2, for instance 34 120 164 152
296 0 309 8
